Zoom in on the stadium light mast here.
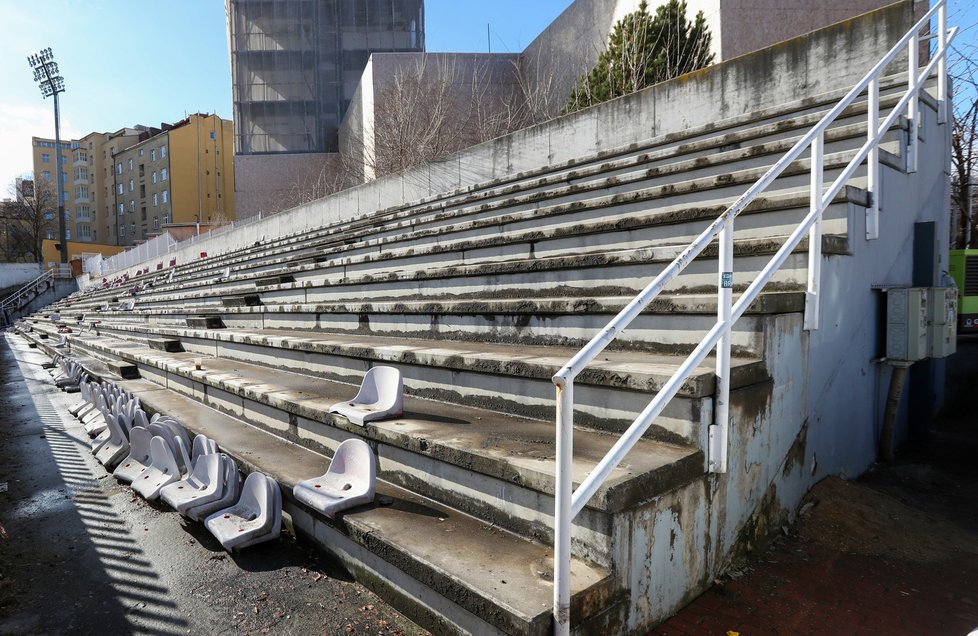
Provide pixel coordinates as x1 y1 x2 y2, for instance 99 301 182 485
27 47 68 265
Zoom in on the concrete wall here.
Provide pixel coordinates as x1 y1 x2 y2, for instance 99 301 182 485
0 264 42 290
233 152 342 219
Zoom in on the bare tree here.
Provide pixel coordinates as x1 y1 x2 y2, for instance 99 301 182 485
337 52 571 188
951 42 978 249
4 176 55 264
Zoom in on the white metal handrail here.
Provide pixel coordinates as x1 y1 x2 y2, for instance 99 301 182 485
551 2 955 632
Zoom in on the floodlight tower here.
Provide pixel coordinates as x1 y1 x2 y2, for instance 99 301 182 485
27 47 68 265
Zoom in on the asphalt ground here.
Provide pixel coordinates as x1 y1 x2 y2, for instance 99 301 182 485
0 334 429 636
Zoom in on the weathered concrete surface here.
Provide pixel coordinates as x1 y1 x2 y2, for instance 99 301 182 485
0 335 428 636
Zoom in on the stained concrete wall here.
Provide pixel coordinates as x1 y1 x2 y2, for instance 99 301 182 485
233 152 342 219
0 264 42 290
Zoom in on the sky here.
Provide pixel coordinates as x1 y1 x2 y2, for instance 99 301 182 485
0 0 975 197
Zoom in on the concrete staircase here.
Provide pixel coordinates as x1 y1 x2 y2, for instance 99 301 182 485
19 4 950 634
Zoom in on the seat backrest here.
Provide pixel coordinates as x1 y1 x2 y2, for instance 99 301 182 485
330 439 376 484
237 472 270 511
134 409 150 430
127 426 152 463
352 366 402 406
148 435 180 476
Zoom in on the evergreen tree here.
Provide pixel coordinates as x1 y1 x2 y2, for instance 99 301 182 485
564 0 714 115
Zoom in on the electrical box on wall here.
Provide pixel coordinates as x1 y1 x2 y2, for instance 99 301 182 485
928 286 957 358
885 287 958 362
886 287 928 362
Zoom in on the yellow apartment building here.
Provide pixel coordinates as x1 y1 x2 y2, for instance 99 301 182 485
110 114 235 246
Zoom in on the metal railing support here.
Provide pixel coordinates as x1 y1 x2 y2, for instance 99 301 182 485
907 33 920 173
866 78 880 240
805 133 825 330
709 218 734 473
938 2 947 124
552 377 574 636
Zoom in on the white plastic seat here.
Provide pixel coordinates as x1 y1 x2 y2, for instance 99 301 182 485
204 472 281 552
184 456 241 521
293 439 376 518
159 453 223 513
113 426 153 484
92 413 128 453
94 412 130 469
131 436 181 500
328 366 404 426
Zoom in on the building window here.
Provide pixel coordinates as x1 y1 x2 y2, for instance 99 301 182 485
42 171 51 181
118 203 125 216
162 213 170 224
43 211 54 221
116 183 123 195
47 231 54 240
153 217 159 230
116 162 122 175
120 225 125 238
128 158 133 171
42 153 50 163
153 193 158 207
162 190 168 204
139 149 144 157
152 171 157 184
65 229 71 240
129 178 134 192
129 200 135 213
161 168 168 181
151 149 157 161
160 145 166 158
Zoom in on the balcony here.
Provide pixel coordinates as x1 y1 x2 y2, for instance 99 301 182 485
73 171 89 185
72 153 88 167
73 193 90 204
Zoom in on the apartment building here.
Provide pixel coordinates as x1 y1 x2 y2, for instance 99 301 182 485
30 136 76 240
109 114 234 246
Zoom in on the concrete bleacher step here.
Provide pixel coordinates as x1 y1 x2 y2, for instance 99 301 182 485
23 327 702 566
40 317 763 443
18 333 622 635
96 79 920 299
143 77 916 289
91 288 803 360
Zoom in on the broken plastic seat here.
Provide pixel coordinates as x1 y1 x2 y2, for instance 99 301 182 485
160 452 225 513
293 439 376 518
93 413 130 470
184 454 241 521
204 472 281 552
131 436 182 501
328 366 404 426
113 426 153 484
91 412 128 454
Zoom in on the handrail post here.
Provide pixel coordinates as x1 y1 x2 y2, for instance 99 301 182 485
709 219 733 473
806 133 824 330
937 1 947 124
907 32 919 174
866 78 880 240
553 376 573 636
